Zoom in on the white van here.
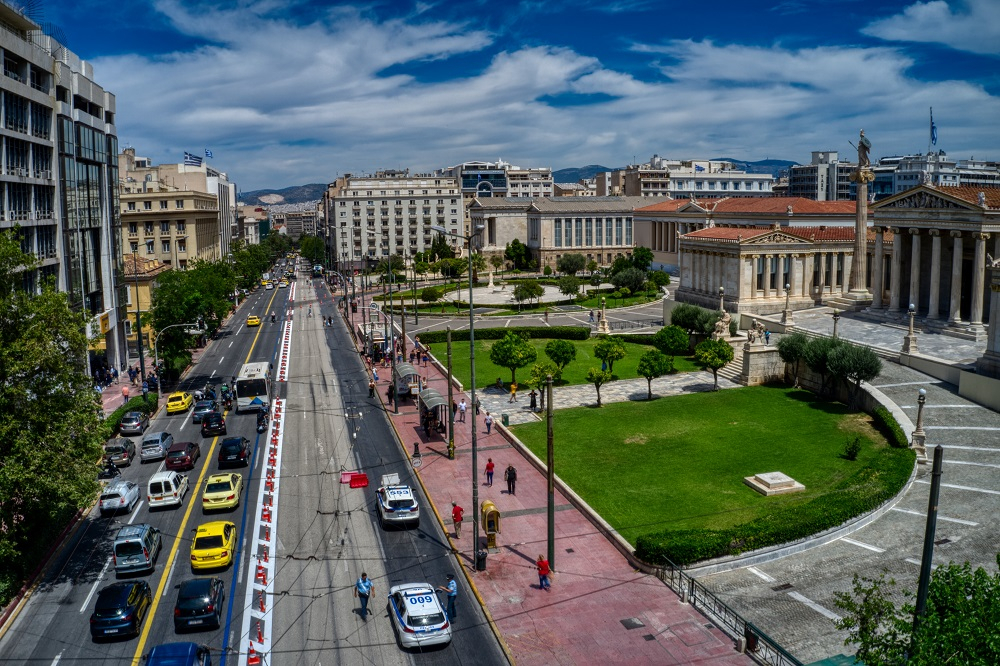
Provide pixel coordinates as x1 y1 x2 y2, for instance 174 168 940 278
147 471 189 509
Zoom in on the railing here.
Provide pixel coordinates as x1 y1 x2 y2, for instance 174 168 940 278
604 318 663 331
656 565 802 666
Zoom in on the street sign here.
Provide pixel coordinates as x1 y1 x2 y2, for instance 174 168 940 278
370 302 381 312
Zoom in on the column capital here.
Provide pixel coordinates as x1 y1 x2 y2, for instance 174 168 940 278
908 228 921 236
875 226 886 236
928 229 941 237
973 232 990 241
890 227 903 234
951 230 963 238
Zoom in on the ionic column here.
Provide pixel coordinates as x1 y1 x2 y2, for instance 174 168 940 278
803 254 814 297
765 255 774 299
751 255 760 298
889 228 903 312
927 230 942 319
949 231 964 325
790 254 801 300
872 227 885 308
970 233 989 329
818 252 827 296
909 229 922 311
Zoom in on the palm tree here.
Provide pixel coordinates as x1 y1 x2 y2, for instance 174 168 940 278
471 252 487 284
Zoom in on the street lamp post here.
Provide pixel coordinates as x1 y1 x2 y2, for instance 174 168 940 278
832 309 841 338
903 303 918 354
131 250 147 378
781 283 793 326
911 387 928 460
433 223 485 567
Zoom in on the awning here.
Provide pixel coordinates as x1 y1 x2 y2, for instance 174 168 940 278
393 362 418 379
418 388 447 410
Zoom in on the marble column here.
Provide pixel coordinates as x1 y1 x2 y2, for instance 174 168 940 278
909 229 922 312
948 231 964 325
817 252 826 297
975 264 1000 378
927 230 942 319
970 233 989 329
790 254 801 300
763 255 772 299
872 227 885 308
889 229 903 312
803 254 814 297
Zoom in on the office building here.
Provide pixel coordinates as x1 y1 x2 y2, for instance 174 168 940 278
598 155 773 199
787 151 856 201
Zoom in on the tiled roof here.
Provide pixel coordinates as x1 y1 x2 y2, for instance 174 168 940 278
529 196 649 213
711 197 855 215
683 225 888 243
929 185 1000 209
635 199 694 213
123 254 170 278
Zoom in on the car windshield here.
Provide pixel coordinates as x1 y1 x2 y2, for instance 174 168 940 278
221 441 243 452
388 498 415 509
236 379 267 397
206 481 232 493
121 415 138 423
105 445 125 454
149 482 166 494
94 600 125 618
115 542 142 557
100 493 121 502
409 611 445 627
167 450 187 459
194 535 224 550
169 396 184 403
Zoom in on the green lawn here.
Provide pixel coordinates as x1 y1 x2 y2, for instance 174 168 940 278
439 338 699 389
511 386 897 544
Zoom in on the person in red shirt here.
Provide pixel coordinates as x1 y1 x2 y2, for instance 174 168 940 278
451 502 464 538
536 555 551 590
485 458 495 486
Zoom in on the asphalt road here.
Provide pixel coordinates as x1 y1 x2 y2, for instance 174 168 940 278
0 267 504 666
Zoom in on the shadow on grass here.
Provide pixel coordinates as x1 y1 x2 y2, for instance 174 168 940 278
781 385 853 415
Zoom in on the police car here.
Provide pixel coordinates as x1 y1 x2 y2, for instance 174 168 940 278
387 583 451 649
375 474 420 528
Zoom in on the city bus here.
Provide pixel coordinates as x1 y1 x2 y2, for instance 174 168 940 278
312 264 323 277
234 362 271 413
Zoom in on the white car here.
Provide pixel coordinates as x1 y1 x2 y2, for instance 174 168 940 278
375 475 420 527
100 480 140 517
387 583 452 649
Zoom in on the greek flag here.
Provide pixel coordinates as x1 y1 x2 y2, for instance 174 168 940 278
695 164 705 172
930 108 938 146
184 152 203 167
205 148 213 158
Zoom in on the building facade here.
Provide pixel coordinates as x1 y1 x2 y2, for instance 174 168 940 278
322 170 462 271
788 151 856 201
599 155 774 199
121 253 169 359
526 197 644 269
0 2 124 373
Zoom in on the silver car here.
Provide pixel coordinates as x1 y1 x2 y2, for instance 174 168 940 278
140 431 174 463
100 480 140 516
387 583 452 648
118 411 149 436
191 401 219 424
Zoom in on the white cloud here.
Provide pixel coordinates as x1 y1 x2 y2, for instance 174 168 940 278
96 3 1000 189
862 0 1000 56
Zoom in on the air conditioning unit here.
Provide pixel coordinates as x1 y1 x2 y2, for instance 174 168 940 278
16 168 27 177
41 170 51 179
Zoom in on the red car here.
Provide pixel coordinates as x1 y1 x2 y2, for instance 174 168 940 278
165 441 201 471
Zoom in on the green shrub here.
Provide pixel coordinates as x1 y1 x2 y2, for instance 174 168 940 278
635 447 915 566
872 405 909 448
417 326 590 344
844 436 862 461
101 393 160 439
613 333 659 346
543 266 552 276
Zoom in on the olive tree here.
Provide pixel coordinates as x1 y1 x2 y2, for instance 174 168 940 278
488 331 537 384
556 253 586 276
694 338 735 390
636 349 672 399
586 368 614 407
827 343 883 408
776 332 810 387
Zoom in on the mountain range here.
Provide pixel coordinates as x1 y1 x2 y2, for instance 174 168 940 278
240 183 327 206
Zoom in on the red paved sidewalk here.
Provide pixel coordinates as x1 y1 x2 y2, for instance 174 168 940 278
362 331 752 664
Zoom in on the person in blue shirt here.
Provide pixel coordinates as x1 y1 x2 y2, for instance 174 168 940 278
436 574 458 620
354 572 374 620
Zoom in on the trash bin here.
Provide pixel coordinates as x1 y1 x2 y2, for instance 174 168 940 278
475 550 488 571
501 413 509 427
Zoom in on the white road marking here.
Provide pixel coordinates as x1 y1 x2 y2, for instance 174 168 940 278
229 341 234 347
787 592 841 621
79 557 113 613
50 652 62 666
890 507 979 526
128 501 144 524
746 566 775 583
871 380 942 388
925 426 1000 431
218 357 225 366
936 444 1000 453
905 558 938 570
840 537 885 553
945 460 1000 469
897 404 981 409
163 545 179 593
915 479 1000 495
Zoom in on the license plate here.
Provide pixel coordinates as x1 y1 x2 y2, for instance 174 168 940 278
105 629 119 634
188 619 203 625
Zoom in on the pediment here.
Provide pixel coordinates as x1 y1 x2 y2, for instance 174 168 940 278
878 189 977 211
742 231 812 245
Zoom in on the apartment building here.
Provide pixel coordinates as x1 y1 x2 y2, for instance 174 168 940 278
436 159 553 235
788 151 856 201
599 155 773 199
272 208 318 240
0 1 123 373
121 253 169 358
322 170 462 271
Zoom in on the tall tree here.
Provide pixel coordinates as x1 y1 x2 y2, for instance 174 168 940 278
543 339 577 379
470 252 487 283
651 325 689 363
803 336 844 396
631 246 654 272
429 233 454 262
594 336 627 374
827 343 883 408
611 267 646 294
557 275 580 297
513 281 544 306
488 331 537 383
636 349 671 399
489 254 504 276
0 232 104 599
694 338 735 390
527 360 559 410
556 253 586 276
586 368 613 407
504 238 528 270
776 332 810 387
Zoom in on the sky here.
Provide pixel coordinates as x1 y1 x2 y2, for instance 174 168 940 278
36 0 1000 191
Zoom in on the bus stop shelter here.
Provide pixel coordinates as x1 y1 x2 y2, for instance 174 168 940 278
393 362 421 400
417 388 448 438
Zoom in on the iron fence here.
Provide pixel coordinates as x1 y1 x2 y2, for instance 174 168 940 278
655 564 802 666
605 318 663 331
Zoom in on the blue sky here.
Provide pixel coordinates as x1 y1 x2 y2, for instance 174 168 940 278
40 0 1000 190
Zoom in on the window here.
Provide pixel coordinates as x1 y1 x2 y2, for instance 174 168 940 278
554 219 562 247
127 202 136 211
159 200 168 209
575 219 583 247
145 240 154 254
162 240 170 253
130 242 138 253
160 221 170 234
176 221 185 232
144 222 153 234
696 181 703 190
595 219 603 246
175 200 184 209
605 218 613 246
585 218 593 246
128 222 137 234
143 201 152 210
625 218 632 246
615 218 623 245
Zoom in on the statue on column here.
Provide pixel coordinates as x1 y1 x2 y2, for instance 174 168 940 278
857 129 871 168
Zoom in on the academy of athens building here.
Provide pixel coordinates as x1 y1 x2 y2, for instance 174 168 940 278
637 187 999 342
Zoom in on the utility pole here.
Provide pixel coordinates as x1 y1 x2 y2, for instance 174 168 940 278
546 374 555 571
446 327 455 460
913 444 943 641
131 250 147 378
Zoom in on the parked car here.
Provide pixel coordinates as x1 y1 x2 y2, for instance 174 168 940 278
200 413 227 437
112 524 162 575
202 473 243 511
191 401 219 423
217 437 251 467
89 580 152 640
103 438 136 467
166 392 195 414
99 480 140 517
387 582 452 648
118 412 149 436
165 441 201 471
140 432 174 463
147 471 189 509
174 578 225 631
190 521 237 572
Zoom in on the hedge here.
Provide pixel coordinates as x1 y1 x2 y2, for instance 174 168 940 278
635 446 915 566
416 326 591 344
872 405 909 448
101 393 160 440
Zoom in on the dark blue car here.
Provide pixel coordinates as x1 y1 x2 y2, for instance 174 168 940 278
89 580 152 640
146 642 212 666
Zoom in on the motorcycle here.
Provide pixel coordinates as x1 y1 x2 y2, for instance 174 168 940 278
98 460 121 480
271 312 276 323
256 410 269 433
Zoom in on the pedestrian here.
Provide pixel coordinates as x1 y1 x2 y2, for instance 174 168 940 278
485 458 494 486
368 379 376 398
536 555 552 590
484 412 493 435
458 399 467 422
474 397 481 415
601 360 607 372
409 350 416 364
529 390 537 411
130 367 138 386
509 382 518 403
354 572 373 620
422 352 429 367
387 383 395 403
452 400 458 417
451 502 464 538
373 368 378 382
121 385 130 405
141 380 149 399
111 366 119 384
505 465 517 495
764 329 771 345
436 574 458 620
589 309 595 323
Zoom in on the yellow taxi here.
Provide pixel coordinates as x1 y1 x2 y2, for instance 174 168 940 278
190 521 237 571
165 391 194 414
202 473 243 511
246 314 261 327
